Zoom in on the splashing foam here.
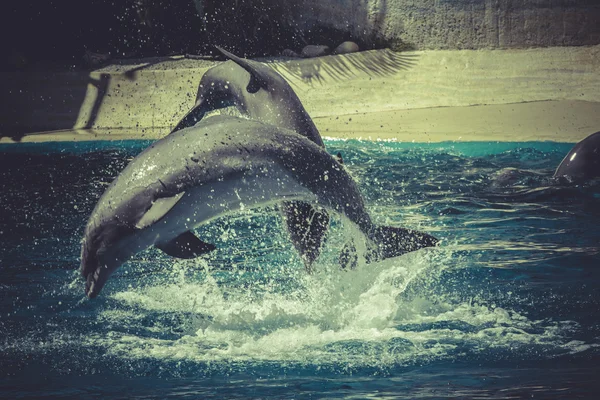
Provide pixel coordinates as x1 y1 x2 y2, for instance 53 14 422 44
83 245 589 368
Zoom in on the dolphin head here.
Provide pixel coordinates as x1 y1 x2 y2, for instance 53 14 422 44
169 62 248 133
170 67 239 132
80 215 135 298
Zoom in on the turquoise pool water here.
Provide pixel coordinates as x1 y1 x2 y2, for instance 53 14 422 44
1 140 599 398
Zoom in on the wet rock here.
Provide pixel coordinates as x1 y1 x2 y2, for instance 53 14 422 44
301 45 330 58
83 50 112 68
281 49 301 58
333 41 359 55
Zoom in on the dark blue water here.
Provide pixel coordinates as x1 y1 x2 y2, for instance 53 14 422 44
1 139 599 399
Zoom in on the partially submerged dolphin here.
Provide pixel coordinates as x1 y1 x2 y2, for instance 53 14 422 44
554 131 600 182
172 46 329 268
81 116 438 298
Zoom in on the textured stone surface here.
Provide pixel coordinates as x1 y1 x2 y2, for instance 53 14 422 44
286 0 600 49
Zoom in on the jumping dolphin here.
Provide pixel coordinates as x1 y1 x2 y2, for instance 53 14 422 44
80 116 438 298
171 46 322 144
172 46 329 269
554 131 600 182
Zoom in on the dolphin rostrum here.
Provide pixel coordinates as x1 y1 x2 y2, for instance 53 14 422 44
80 116 438 298
172 46 329 269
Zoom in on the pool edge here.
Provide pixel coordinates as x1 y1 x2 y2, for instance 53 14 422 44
2 100 598 144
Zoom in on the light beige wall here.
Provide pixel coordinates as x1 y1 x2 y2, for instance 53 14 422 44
1 46 598 136
43 46 600 130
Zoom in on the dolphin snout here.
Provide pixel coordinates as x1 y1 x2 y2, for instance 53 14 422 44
84 264 111 299
85 273 98 299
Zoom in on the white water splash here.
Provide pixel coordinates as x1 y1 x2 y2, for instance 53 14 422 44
75 245 590 368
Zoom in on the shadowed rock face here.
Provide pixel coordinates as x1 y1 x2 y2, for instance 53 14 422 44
240 0 600 51
8 0 600 69
554 131 600 182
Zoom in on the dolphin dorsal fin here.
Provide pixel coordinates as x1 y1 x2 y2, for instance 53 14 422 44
156 231 216 259
135 192 186 230
215 46 268 94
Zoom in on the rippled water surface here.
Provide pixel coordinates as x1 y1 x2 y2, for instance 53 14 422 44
1 139 599 398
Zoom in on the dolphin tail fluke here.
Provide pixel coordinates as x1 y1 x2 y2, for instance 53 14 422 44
156 231 216 259
370 226 438 260
339 226 438 269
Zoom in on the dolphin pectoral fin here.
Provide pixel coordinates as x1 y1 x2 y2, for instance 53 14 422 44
369 226 438 260
215 46 269 93
156 231 216 259
136 192 186 230
283 201 329 267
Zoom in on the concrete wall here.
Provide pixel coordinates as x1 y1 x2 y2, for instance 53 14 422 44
287 0 600 49
2 45 598 140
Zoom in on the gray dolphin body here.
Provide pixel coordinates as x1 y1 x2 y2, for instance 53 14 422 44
554 131 600 181
172 47 328 268
81 116 437 298
172 47 322 145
